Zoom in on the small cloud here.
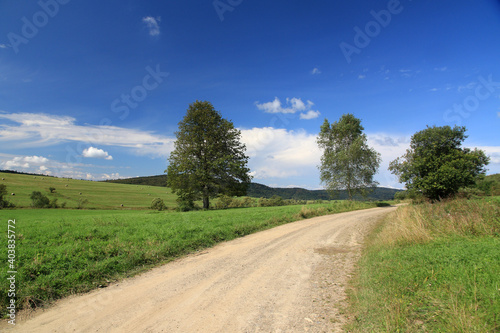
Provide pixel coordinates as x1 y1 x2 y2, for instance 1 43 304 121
429 88 439 92
0 44 9 49
399 69 414 78
311 68 321 75
358 74 366 80
255 97 320 119
82 147 113 160
300 110 321 120
101 173 121 180
142 16 161 36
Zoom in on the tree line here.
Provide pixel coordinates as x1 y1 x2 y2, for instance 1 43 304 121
165 101 490 209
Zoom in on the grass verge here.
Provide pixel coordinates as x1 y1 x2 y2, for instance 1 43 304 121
0 200 378 317
346 199 500 332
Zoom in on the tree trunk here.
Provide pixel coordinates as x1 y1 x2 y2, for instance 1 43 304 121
203 196 209 209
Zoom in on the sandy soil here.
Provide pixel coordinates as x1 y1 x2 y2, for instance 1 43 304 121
5 206 396 333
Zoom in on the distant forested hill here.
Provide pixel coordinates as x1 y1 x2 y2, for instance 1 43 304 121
105 175 401 201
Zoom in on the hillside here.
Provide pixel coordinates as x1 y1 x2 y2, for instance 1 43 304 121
0 171 177 209
106 174 401 201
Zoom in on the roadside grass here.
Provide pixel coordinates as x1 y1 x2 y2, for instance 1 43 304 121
0 200 380 317
346 199 500 332
0 172 177 209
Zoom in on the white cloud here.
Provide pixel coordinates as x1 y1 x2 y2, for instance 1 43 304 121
0 153 131 180
240 127 321 180
239 128 411 189
358 74 366 80
1 155 49 170
367 133 411 189
255 97 320 120
0 44 8 49
311 68 321 75
0 113 175 157
142 16 161 36
82 147 113 160
300 110 321 120
102 173 121 180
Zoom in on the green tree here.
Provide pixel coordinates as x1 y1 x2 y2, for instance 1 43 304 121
317 114 381 200
151 198 166 211
389 125 489 201
166 101 252 210
30 191 50 208
0 184 14 209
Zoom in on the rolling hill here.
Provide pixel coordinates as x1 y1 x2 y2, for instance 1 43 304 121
0 171 177 209
105 174 402 201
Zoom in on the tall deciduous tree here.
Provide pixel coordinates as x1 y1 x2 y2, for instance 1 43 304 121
166 101 251 210
317 114 381 200
389 125 489 201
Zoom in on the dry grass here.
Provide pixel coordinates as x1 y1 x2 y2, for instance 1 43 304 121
375 199 500 247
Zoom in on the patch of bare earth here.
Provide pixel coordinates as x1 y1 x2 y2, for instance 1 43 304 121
4 206 395 333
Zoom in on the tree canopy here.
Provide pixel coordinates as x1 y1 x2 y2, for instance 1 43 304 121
389 125 489 201
166 101 251 209
317 114 381 200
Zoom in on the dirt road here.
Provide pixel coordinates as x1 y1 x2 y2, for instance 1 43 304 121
8 206 396 332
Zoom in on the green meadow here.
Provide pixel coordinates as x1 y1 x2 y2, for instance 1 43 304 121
0 172 177 209
346 198 500 332
0 196 378 317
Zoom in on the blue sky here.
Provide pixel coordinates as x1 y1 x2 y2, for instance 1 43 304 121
1 0 499 189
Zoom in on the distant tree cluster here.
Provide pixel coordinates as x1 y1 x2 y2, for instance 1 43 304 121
30 191 63 208
213 195 319 210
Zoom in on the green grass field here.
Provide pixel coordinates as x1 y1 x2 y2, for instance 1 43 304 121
0 172 177 209
346 199 500 332
0 200 378 317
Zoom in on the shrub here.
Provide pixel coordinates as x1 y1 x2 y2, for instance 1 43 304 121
151 198 166 211
269 195 284 206
30 191 50 208
394 191 407 201
216 195 233 209
76 198 89 209
0 184 14 209
49 187 56 193
177 199 197 212
258 196 286 207
241 197 255 208
48 198 59 209
456 187 485 199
